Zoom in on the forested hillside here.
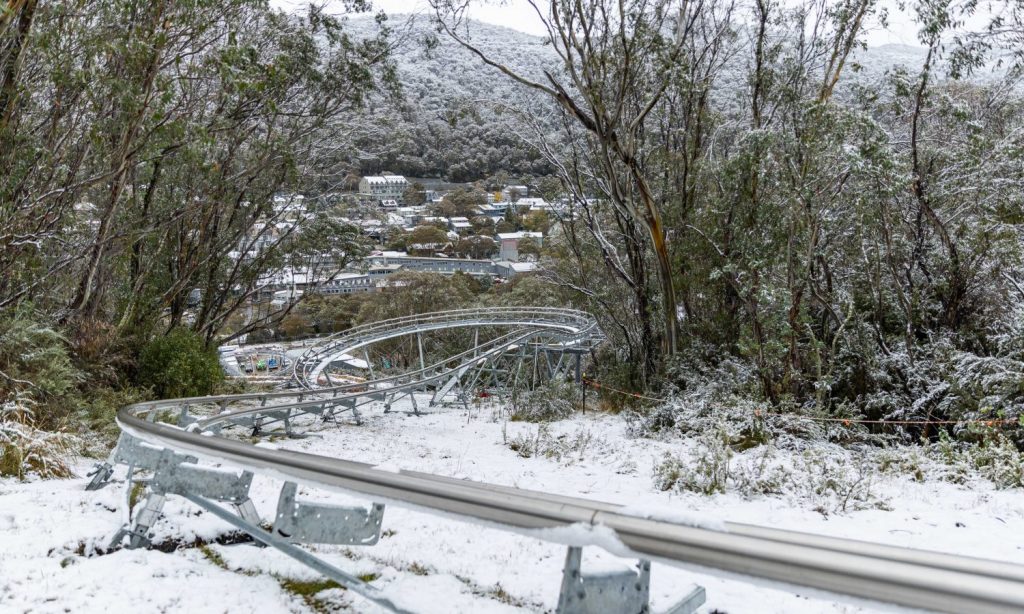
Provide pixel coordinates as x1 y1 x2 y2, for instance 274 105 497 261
342 15 930 183
342 16 558 181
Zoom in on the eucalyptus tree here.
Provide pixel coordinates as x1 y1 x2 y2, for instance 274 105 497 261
432 0 729 366
0 0 394 346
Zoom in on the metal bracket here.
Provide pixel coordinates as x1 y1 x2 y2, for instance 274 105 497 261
151 452 254 503
86 432 198 491
273 482 384 545
183 493 410 613
556 547 705 614
110 446 262 550
85 462 114 491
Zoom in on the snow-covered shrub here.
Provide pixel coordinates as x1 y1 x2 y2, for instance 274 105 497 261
931 430 1024 489
876 448 927 482
0 398 76 480
652 454 685 491
137 328 223 399
662 342 760 403
0 306 81 427
509 378 581 422
968 433 1024 488
945 325 1024 445
503 424 594 462
653 427 732 495
626 341 869 447
626 391 857 451
796 448 887 514
732 445 793 495
653 433 891 513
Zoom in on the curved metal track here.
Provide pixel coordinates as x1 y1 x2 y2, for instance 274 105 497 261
102 308 1024 614
291 307 603 388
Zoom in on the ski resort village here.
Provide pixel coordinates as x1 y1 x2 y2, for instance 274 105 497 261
3 1 1024 613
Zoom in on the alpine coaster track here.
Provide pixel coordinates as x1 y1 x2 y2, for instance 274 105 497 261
88 307 1024 613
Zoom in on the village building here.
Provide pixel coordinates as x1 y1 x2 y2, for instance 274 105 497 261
358 174 408 203
497 231 543 261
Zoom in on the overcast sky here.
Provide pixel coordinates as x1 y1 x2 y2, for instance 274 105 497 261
273 0 928 47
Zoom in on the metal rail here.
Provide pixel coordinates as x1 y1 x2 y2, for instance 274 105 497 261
104 308 1024 613
291 307 602 387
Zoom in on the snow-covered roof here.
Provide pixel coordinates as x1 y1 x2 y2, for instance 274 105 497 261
497 231 543 240
362 175 407 184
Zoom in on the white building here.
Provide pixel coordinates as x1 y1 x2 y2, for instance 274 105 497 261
359 175 408 203
501 185 529 202
517 197 552 211
317 273 378 295
449 216 472 233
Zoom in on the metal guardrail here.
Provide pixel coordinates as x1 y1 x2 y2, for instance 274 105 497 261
96 308 1024 614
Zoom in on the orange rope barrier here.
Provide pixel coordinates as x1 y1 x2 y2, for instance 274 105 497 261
580 377 1018 429
581 377 668 403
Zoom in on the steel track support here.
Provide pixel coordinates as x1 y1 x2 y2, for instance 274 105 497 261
536 343 544 386
364 349 375 381
463 357 491 398
407 389 421 416
511 343 526 393
110 448 262 550
556 547 705 614
417 332 425 371
273 482 384 545
183 493 411 614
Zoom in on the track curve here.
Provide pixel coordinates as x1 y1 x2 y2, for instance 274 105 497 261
104 307 1024 614
291 307 603 388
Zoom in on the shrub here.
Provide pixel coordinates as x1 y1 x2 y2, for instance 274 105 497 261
79 385 151 447
652 429 890 513
502 423 594 462
0 306 81 427
509 378 581 422
0 397 77 480
933 430 1024 489
137 328 223 399
653 428 733 495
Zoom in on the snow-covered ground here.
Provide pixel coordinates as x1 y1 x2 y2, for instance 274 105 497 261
2 397 1023 613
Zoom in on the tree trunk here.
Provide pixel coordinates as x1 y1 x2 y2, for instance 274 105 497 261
0 0 37 131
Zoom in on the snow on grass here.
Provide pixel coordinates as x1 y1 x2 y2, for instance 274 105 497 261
2 395 1024 613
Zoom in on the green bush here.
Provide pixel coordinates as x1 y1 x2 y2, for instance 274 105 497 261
137 329 223 399
1 398 77 480
79 385 151 446
0 305 81 428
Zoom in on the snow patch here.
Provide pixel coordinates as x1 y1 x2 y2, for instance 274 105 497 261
617 505 728 532
373 462 403 473
523 523 634 558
